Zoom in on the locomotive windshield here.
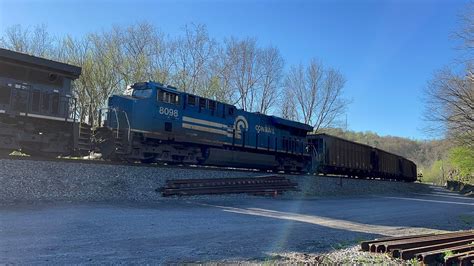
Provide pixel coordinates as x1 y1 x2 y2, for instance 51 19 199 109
132 88 152 99
123 83 153 99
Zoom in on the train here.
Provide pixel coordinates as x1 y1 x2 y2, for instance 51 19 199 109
0 48 89 157
0 48 417 182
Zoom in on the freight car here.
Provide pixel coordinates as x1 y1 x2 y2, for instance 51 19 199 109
0 48 90 156
94 81 313 172
307 134 417 181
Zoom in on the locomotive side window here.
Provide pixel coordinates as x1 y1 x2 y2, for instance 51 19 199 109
158 90 180 105
170 93 179 105
158 90 164 102
228 106 235 115
208 100 216 110
187 95 196 106
199 98 206 109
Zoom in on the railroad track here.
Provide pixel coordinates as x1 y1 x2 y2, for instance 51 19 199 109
0 153 413 182
0 154 276 174
361 231 474 265
159 175 299 196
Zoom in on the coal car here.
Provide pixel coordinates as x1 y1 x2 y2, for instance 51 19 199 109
0 48 88 156
95 81 313 172
307 133 417 181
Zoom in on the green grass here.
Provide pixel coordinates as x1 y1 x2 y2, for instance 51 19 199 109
407 257 421 265
331 240 355 250
443 250 454 259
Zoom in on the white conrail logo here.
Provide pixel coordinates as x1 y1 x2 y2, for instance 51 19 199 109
233 116 248 137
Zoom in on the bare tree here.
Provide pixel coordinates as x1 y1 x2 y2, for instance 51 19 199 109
456 2 474 62
284 59 348 130
0 24 30 53
424 68 474 147
424 3 474 147
224 37 263 111
173 24 216 94
0 24 55 57
312 68 348 131
89 33 122 105
149 32 176 85
210 44 237 103
280 86 299 121
30 24 55 57
257 46 284 114
58 35 96 122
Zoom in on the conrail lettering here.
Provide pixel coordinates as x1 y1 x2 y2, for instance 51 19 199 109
255 125 275 134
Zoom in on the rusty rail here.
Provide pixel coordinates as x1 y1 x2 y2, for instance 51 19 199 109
361 230 474 265
160 175 298 197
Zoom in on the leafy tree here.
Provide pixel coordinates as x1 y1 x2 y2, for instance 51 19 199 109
448 147 474 183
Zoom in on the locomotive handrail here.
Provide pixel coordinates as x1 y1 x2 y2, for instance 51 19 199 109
97 107 131 143
122 110 131 144
113 108 120 139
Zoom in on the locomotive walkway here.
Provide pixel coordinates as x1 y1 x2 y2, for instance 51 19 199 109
1 187 472 264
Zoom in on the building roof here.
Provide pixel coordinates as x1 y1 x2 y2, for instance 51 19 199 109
0 48 81 79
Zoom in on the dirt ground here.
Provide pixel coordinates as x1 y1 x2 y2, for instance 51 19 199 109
1 186 473 264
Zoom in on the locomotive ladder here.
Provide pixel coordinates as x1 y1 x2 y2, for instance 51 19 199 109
110 108 131 155
76 123 93 153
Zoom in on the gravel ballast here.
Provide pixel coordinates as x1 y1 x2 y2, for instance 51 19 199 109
0 158 431 203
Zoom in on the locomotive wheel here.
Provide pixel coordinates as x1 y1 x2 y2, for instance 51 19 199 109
140 155 156 164
93 128 116 160
98 140 117 160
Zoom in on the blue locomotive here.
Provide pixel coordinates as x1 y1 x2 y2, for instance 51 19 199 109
95 81 313 172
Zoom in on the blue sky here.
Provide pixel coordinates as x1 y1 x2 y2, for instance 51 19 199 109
0 0 469 139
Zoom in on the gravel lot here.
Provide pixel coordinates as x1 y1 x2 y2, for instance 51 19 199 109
1 158 467 264
0 158 430 203
1 187 472 264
